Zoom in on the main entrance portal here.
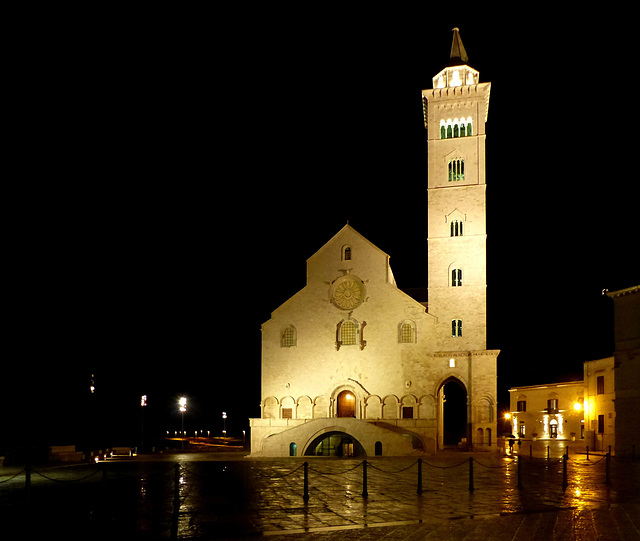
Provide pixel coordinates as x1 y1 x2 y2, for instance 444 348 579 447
337 390 356 418
439 378 468 448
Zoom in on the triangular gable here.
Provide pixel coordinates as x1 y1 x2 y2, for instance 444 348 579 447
307 224 389 263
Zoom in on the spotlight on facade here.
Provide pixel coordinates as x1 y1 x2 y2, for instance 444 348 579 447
573 402 582 412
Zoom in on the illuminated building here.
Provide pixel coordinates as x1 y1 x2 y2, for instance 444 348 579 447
508 381 585 442
508 285 638 455
250 29 499 456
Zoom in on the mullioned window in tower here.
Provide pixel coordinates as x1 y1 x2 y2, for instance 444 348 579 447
440 118 473 139
448 159 464 182
450 220 464 237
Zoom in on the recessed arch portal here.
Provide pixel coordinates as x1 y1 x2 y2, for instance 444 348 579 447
337 390 356 418
437 377 468 449
304 431 366 457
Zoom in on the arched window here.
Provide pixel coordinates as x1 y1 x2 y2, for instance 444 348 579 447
453 123 459 138
452 319 463 337
440 124 446 139
281 325 297 347
451 268 463 287
289 442 297 456
450 219 464 237
459 123 465 137
342 245 352 261
447 125 452 138
467 121 472 136
399 320 416 343
375 441 383 456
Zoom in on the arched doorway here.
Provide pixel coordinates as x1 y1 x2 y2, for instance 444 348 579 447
439 378 468 448
337 390 356 418
304 431 365 457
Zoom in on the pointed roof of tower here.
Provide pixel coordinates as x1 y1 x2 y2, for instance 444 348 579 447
449 27 469 66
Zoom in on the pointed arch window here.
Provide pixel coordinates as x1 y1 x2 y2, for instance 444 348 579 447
342 245 352 261
450 219 464 237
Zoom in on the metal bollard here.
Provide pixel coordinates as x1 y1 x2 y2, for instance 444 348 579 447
468 458 474 492
517 455 522 489
562 455 568 490
547 445 550 460
586 446 589 460
529 445 532 460
303 462 309 501
174 463 181 502
605 452 611 485
565 445 569 459
25 463 31 506
417 458 423 494
362 460 368 498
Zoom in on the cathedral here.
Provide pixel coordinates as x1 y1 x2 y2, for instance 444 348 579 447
250 29 499 456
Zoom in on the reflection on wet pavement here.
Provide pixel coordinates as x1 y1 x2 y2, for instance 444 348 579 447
1 453 639 539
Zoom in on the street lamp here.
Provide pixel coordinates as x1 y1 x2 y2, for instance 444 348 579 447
222 411 227 437
140 395 147 454
179 397 187 449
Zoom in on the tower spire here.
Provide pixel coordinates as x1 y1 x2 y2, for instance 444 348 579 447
449 27 469 65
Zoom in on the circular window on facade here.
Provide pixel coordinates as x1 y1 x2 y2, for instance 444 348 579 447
329 275 366 310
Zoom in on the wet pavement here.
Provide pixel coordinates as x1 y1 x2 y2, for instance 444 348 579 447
1 449 639 539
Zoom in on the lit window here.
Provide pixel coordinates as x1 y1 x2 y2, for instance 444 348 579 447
451 268 463 287
452 319 463 337
449 358 456 368
450 219 464 236
518 422 525 437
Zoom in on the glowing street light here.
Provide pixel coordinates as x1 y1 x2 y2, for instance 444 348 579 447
573 402 583 412
222 411 227 437
179 397 187 449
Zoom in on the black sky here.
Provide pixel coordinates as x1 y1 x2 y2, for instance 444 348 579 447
5 8 638 448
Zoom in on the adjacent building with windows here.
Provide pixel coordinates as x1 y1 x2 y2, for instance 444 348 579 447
508 357 616 451
508 285 638 456
249 29 499 457
508 381 585 442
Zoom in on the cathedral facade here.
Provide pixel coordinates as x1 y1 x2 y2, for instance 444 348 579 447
250 29 499 456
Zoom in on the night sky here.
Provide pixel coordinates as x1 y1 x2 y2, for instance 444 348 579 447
5 8 638 449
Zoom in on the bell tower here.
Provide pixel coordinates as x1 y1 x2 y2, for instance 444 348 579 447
422 28 491 352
